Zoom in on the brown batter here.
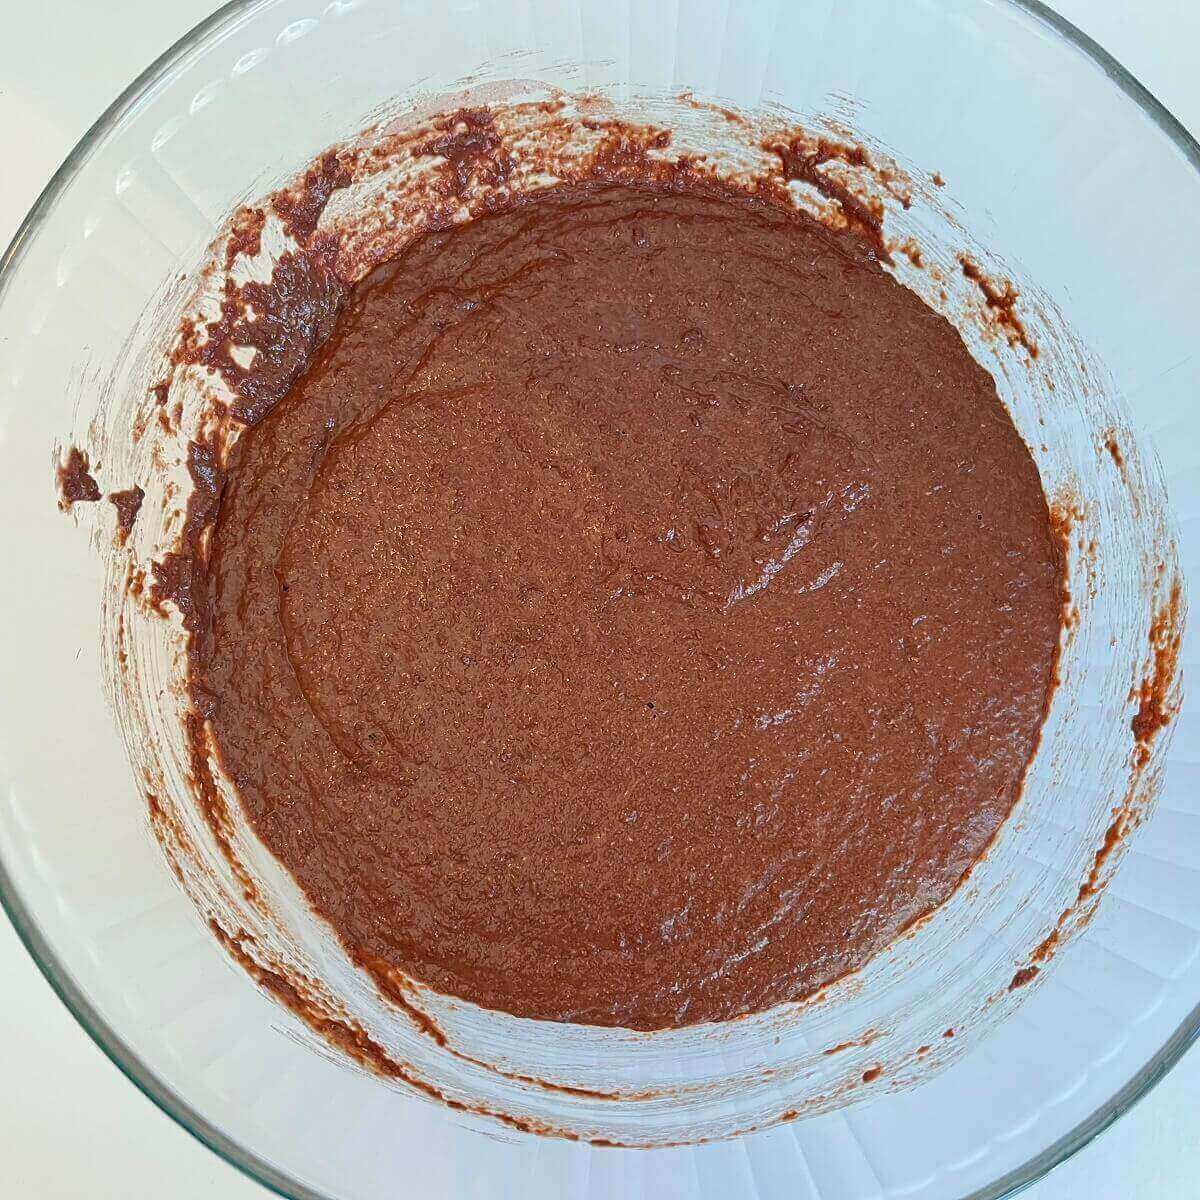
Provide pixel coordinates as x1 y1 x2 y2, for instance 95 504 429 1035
190 181 1062 1029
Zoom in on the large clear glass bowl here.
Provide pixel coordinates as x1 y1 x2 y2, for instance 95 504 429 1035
1 1 1198 1197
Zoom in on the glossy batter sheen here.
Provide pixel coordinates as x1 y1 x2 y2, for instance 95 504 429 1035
199 183 1062 1029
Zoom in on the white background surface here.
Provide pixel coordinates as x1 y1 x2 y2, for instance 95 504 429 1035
1 2 1197 1196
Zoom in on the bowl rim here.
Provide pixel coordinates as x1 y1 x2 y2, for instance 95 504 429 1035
2 1 1198 1197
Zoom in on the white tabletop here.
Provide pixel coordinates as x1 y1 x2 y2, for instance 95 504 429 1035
2 2 1197 1196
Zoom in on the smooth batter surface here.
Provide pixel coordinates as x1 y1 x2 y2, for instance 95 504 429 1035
195 183 1062 1029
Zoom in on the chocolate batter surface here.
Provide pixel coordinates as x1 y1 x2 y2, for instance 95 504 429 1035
195 183 1062 1029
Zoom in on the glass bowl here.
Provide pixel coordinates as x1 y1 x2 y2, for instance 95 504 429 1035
1 1 1198 1197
